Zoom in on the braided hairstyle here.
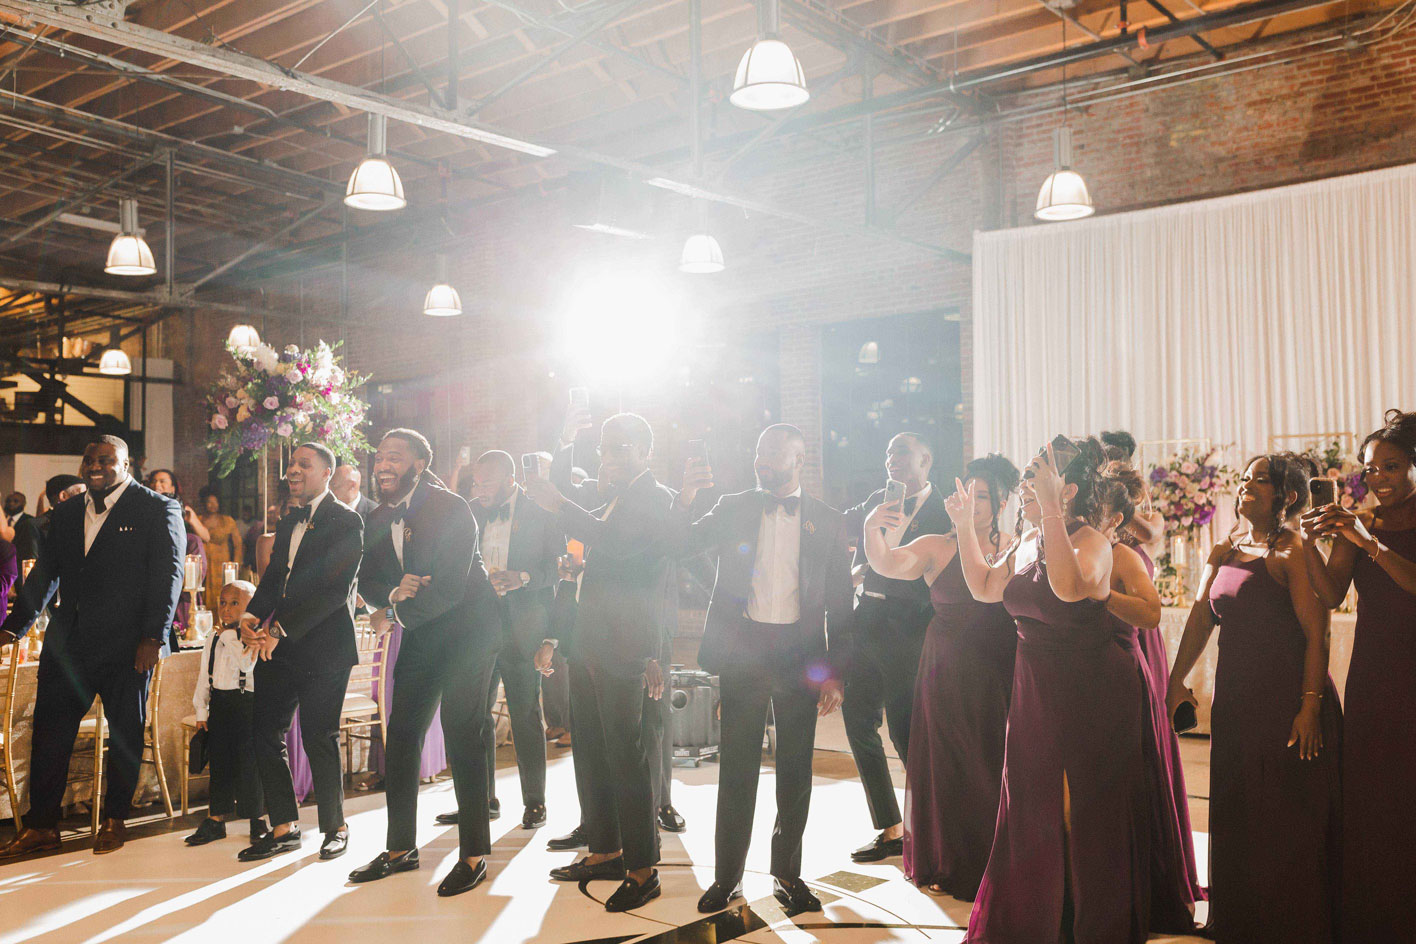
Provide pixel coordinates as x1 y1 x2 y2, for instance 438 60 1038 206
1360 408 1416 466
964 453 1021 548
1232 451 1315 550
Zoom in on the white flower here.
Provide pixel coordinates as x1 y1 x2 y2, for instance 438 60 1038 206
253 344 279 372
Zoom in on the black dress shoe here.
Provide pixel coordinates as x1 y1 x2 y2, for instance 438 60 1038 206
319 827 349 860
521 805 547 829
184 818 227 846
549 855 626 882
437 858 487 897
348 850 419 883
773 876 822 913
605 871 661 912
697 880 744 913
656 805 686 833
488 799 501 821
851 832 903 862
249 819 269 842
434 810 460 826
547 825 587 851
238 828 301 861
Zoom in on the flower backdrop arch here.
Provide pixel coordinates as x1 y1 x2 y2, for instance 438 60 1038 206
205 339 371 477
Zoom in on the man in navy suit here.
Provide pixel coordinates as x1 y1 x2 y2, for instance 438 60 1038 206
236 442 364 863
670 424 854 914
0 435 184 857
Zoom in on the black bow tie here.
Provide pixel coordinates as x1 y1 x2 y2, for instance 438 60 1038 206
388 502 409 524
90 485 118 514
486 501 511 524
902 495 918 516
285 505 312 525
762 492 800 515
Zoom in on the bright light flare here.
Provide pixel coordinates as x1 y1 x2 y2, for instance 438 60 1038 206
558 270 686 384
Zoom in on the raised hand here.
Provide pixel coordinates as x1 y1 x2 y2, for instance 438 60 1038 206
1029 445 1066 517
945 476 976 529
865 501 905 533
525 477 565 514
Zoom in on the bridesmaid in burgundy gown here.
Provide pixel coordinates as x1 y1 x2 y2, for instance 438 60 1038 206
1095 464 1200 933
1300 410 1416 943
1170 454 1341 944
955 439 1150 944
863 454 1020 900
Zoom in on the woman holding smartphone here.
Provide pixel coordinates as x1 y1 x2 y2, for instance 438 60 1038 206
1299 410 1416 943
1168 453 1340 944
863 453 1019 901
954 438 1149 944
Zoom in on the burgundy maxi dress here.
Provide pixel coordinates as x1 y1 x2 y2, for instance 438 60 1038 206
902 553 1017 900
1206 554 1341 944
966 527 1150 944
1342 527 1416 943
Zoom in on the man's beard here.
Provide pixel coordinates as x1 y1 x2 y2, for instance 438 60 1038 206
756 468 787 492
384 467 419 501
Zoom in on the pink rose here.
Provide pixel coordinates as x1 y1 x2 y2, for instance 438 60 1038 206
264 396 280 410
225 396 238 409
276 422 293 437
211 414 228 430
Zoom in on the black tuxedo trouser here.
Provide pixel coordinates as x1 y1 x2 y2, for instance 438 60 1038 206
541 648 570 730
28 654 151 827
842 595 930 830
715 654 820 885
252 660 350 834
484 638 546 810
207 689 263 820
387 623 497 858
568 658 658 871
643 680 672 810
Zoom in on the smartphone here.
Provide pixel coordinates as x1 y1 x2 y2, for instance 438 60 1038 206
1309 477 1336 508
458 445 471 465
521 453 545 480
1172 700 1198 735
884 480 907 506
568 387 590 411
686 439 710 468
1024 434 1082 479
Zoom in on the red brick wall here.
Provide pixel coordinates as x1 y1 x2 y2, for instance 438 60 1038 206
171 21 1416 490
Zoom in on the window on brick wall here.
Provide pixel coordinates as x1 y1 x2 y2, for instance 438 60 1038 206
822 309 962 508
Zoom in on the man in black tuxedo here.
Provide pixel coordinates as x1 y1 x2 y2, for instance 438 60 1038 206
236 442 363 863
841 432 952 862
671 424 853 913
0 435 184 857
346 429 501 898
13 475 84 563
527 412 674 913
331 463 377 519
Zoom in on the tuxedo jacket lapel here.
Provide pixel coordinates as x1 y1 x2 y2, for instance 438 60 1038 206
81 483 137 564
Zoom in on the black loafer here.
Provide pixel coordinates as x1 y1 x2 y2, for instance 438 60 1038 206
437 858 487 897
434 810 460 826
348 849 419 883
319 827 349 860
656 805 686 833
248 819 270 842
850 832 903 862
488 799 501 821
697 880 744 913
773 876 822 913
238 828 301 862
605 871 660 912
547 825 587 851
549 855 626 883
521 805 547 829
184 818 227 846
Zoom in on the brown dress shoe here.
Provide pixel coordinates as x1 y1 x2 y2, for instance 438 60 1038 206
0 826 61 859
93 818 127 855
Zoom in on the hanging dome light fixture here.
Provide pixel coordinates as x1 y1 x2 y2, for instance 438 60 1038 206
679 233 724 274
104 198 156 276
227 324 262 353
345 114 406 211
731 0 808 111
98 347 132 376
422 254 463 316
1035 18 1093 222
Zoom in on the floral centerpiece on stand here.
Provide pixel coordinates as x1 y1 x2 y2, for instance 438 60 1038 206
1148 446 1239 605
205 339 371 478
1299 439 1368 509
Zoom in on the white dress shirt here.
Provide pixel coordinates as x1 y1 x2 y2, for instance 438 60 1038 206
192 628 257 721
480 489 516 574
748 487 802 625
388 477 419 568
884 481 932 549
286 489 329 567
84 474 132 554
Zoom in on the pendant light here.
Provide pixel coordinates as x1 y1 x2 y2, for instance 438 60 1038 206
1035 18 1093 222
98 347 132 376
345 114 406 211
422 254 462 316
731 0 808 111
227 324 261 354
103 198 156 276
680 233 724 274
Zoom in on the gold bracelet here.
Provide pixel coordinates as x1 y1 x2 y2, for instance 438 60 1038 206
1302 690 1323 699
1370 541 1384 562
1041 514 1064 523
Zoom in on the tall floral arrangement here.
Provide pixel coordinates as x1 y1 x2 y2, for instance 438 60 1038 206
1299 439 1368 509
205 339 370 477
1148 447 1239 542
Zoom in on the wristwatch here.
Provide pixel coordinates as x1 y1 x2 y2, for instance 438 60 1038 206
519 571 531 586
384 606 396 623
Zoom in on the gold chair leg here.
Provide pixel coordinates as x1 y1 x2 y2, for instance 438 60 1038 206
180 735 190 817
92 703 105 837
152 728 173 819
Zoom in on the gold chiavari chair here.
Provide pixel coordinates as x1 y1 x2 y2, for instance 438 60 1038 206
339 628 390 777
1 641 23 830
91 656 175 822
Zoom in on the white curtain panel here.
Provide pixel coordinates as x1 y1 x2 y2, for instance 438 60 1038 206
972 162 1416 466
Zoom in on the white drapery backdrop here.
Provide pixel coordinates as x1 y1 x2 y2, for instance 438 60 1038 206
972 162 1416 464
